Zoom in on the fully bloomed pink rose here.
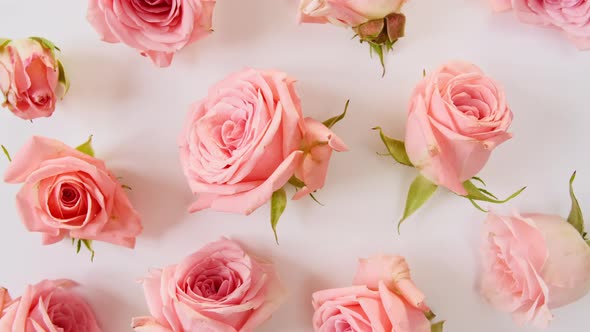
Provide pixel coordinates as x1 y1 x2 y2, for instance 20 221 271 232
87 0 216 67
404 61 513 195
178 68 347 215
4 136 142 249
491 0 590 49
312 255 432 332
298 0 405 26
480 212 590 327
0 38 67 120
132 238 285 331
0 279 101 332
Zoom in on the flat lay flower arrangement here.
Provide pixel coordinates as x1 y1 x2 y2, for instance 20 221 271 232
1 0 590 332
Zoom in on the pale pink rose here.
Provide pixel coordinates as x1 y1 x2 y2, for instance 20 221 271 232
312 254 431 332
132 238 285 332
298 0 405 26
4 136 142 249
87 0 216 67
404 61 512 195
0 279 101 332
491 0 590 49
480 212 590 328
178 68 347 215
0 38 67 120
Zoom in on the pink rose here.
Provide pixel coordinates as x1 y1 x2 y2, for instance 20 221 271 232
480 212 590 327
0 38 68 120
178 68 347 215
404 61 513 195
0 279 101 332
87 0 216 67
132 238 285 332
298 0 405 26
4 136 142 250
491 0 590 50
312 255 433 332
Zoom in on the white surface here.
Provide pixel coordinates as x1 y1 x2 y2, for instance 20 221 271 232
1 0 590 331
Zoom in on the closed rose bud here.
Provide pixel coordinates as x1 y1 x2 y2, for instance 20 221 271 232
0 38 68 120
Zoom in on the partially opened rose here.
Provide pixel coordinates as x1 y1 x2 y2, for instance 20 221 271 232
479 173 590 328
298 0 408 74
374 60 524 228
0 37 68 120
312 254 443 332
491 0 590 50
132 238 285 331
3 136 142 258
87 0 216 67
178 68 347 240
0 279 101 331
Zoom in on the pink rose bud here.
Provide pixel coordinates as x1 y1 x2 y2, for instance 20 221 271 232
0 280 102 331
3 136 142 255
0 37 68 120
490 0 590 50
313 254 438 332
405 61 513 195
87 0 216 67
480 212 590 327
298 0 406 26
132 238 286 331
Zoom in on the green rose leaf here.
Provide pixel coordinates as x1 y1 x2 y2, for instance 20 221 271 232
373 127 412 166
76 135 95 157
1 145 11 162
399 174 438 232
567 171 585 237
322 99 349 129
270 188 287 244
57 60 70 95
431 321 445 332
30 36 60 52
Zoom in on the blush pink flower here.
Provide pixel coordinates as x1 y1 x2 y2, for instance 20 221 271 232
480 212 590 328
132 238 286 332
405 61 513 195
0 279 102 332
298 0 406 26
491 0 590 49
312 255 434 332
4 136 142 250
178 68 347 216
0 38 68 120
87 0 216 67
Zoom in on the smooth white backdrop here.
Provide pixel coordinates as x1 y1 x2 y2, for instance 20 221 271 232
1 0 590 331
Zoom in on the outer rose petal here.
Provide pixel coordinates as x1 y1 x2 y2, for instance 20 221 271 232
142 51 174 68
0 288 11 315
568 34 590 50
378 282 431 332
132 317 173 332
491 0 513 12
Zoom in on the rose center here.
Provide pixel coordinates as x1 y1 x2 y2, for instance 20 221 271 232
451 90 491 120
335 319 354 332
32 92 50 106
60 185 80 206
131 0 181 24
221 119 246 151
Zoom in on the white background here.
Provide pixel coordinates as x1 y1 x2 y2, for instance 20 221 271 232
1 0 589 331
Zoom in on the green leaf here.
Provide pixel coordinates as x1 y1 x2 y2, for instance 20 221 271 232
288 176 306 189
270 188 287 244
322 99 349 129
0 38 11 49
75 136 95 157
431 321 445 332
399 175 438 232
1 145 11 162
462 180 526 204
57 60 70 95
567 171 585 237
30 36 60 52
372 127 412 166
82 239 95 262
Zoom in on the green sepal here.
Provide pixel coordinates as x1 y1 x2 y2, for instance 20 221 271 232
0 39 10 49
57 60 70 96
270 188 287 244
369 42 386 77
322 100 349 129
567 171 585 238
399 175 438 232
461 179 526 209
75 136 95 157
425 310 436 321
122 184 132 191
431 321 445 332
288 176 305 189
1 145 11 162
76 239 82 253
372 127 412 166
82 239 95 262
30 36 60 52
309 193 324 206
